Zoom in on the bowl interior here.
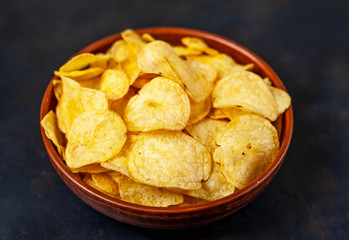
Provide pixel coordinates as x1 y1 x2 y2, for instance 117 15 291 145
40 27 293 215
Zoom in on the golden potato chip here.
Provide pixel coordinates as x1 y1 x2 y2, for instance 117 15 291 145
101 133 138 178
56 76 108 133
52 79 62 101
59 53 99 72
185 118 228 154
137 40 217 102
128 131 211 190
124 77 190 131
109 87 137 118
109 40 129 63
187 54 253 79
132 73 158 89
121 29 146 51
174 46 202 56
222 107 251 120
57 53 110 81
99 69 129 100
187 97 211 126
181 37 218 55
137 40 183 85
65 110 127 168
141 33 155 43
55 67 104 81
70 163 109 174
40 110 65 156
185 60 216 102
88 173 119 197
109 39 140 85
213 114 279 189
111 172 184 207
269 86 291 117
207 108 229 120
183 163 235 201
78 76 100 89
212 71 278 121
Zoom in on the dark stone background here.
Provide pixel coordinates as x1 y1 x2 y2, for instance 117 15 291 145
0 0 348 239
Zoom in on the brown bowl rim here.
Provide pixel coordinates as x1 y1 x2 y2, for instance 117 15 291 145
40 27 293 215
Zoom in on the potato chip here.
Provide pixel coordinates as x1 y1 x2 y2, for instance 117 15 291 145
52 79 62 101
187 97 211 126
70 163 109 174
269 86 291 117
99 69 129 100
56 76 108 133
222 107 251 120
57 53 110 81
124 77 190 131
185 60 216 102
109 87 137 118
121 29 146 51
89 173 119 197
128 130 211 190
183 163 235 201
212 71 278 121
213 114 279 189
40 110 65 156
186 118 228 154
65 110 127 168
174 46 202 56
141 33 155 43
78 76 100 90
181 37 219 55
137 40 217 102
55 67 104 81
187 54 253 79
101 133 138 178
109 40 129 63
111 172 183 207
132 73 158 89
207 108 229 120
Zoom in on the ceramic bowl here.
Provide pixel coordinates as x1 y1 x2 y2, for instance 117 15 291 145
40 27 293 229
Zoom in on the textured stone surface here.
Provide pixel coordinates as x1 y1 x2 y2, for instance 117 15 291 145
0 0 348 239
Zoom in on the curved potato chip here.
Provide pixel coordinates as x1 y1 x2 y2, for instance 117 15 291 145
59 53 99 72
174 46 202 56
181 37 219 56
183 163 235 201
70 163 109 174
109 87 137 118
141 33 155 43
187 97 211 126
222 107 251 120
208 108 229 120
121 29 146 50
111 172 183 207
213 114 279 189
184 60 216 102
269 86 291 117
52 79 62 101
124 77 190 131
101 133 138 178
137 40 217 101
132 73 158 89
55 67 104 81
128 131 212 190
109 40 129 63
40 110 65 157
88 173 119 197
212 71 278 121
185 118 228 154
56 76 108 133
137 40 183 85
99 69 129 100
65 110 127 168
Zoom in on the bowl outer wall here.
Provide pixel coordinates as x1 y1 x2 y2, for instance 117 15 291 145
40 27 294 229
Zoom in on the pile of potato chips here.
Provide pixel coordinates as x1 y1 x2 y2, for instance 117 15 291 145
41 29 291 207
